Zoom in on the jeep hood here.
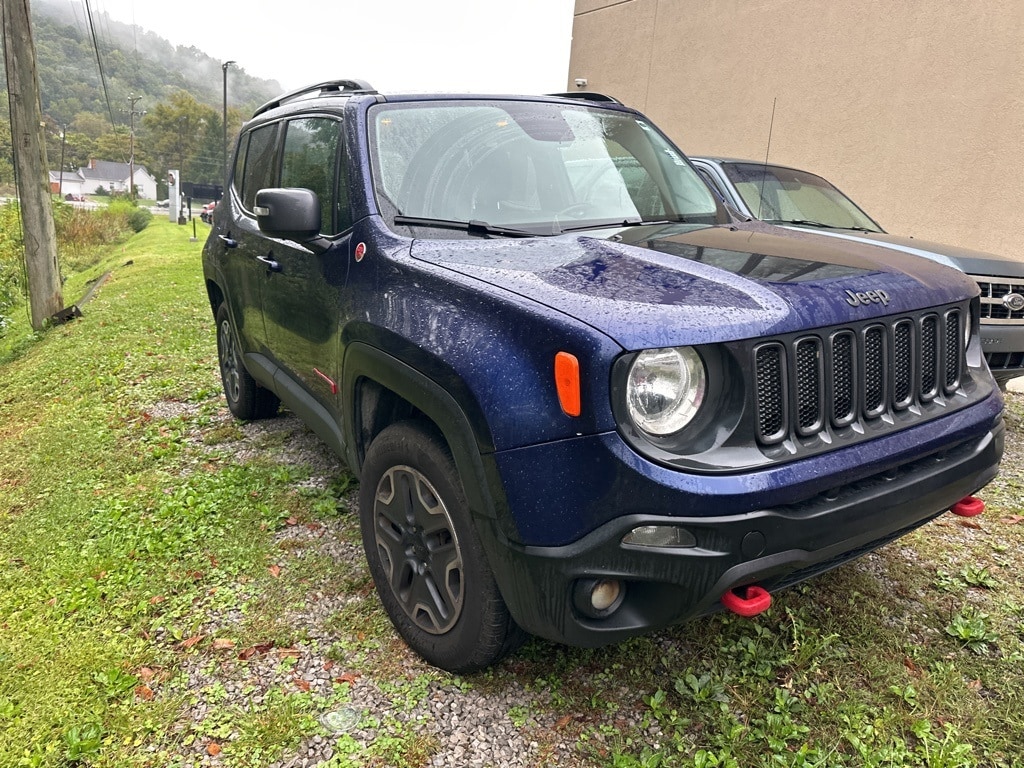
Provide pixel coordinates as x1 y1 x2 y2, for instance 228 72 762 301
408 221 979 350
785 228 1024 278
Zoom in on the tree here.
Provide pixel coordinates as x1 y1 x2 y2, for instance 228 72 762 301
141 90 220 183
71 111 108 139
92 129 129 163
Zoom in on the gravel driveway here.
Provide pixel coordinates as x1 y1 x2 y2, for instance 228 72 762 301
164 407 598 768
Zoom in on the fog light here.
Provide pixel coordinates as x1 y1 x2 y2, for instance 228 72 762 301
573 578 625 619
622 525 696 548
591 579 621 611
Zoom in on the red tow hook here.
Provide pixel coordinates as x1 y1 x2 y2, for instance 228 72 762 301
721 585 772 617
951 496 985 518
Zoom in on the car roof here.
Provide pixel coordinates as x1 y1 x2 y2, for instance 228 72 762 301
250 79 632 121
691 156 819 175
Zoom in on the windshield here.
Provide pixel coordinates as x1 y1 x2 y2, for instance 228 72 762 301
368 100 721 235
722 162 883 232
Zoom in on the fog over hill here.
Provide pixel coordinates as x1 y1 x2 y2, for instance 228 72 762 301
7 0 282 126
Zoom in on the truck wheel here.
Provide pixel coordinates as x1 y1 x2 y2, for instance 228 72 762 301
215 303 279 420
359 421 525 672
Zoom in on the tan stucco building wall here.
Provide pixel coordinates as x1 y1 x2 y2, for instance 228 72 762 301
568 0 1024 258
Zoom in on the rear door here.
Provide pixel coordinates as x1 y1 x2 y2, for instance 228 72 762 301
217 123 281 364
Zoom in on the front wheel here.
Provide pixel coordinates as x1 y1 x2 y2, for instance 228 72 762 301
358 422 525 672
215 302 279 420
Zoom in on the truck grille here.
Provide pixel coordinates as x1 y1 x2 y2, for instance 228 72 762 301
969 274 1024 325
754 308 965 445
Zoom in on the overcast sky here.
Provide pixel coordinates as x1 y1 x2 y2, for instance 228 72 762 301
83 0 578 94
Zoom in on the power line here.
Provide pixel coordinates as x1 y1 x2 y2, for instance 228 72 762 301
67 0 86 37
82 0 117 133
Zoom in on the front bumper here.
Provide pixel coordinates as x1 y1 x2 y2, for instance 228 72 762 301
479 401 1003 647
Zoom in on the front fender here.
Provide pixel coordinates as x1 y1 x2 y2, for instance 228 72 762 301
341 342 508 525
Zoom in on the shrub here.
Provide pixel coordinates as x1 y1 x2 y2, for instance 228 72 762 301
126 206 152 233
104 199 152 235
0 202 24 335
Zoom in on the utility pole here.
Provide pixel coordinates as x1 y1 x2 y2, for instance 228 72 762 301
125 94 143 200
222 60 235 182
1 0 63 329
58 123 66 196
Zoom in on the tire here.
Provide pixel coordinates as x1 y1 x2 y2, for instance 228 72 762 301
215 302 279 420
358 421 525 672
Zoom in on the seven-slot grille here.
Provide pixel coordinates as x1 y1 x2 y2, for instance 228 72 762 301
969 274 1024 324
754 307 965 445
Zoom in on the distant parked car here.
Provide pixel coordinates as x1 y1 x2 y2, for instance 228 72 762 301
200 201 217 223
690 157 1024 386
155 199 170 208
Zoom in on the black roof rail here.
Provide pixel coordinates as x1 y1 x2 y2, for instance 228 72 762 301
546 91 622 104
253 79 377 117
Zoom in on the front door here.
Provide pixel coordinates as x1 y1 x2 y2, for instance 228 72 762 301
260 116 351 421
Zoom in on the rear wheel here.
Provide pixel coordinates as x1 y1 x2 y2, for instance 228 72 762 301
215 302 279 420
358 421 525 672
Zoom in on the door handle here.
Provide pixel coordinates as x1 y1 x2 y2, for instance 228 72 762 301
218 234 237 248
257 254 282 273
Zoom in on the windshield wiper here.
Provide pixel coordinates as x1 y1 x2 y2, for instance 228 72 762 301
764 218 875 233
557 216 688 234
393 215 538 237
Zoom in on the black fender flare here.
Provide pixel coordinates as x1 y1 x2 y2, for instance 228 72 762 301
341 342 508 524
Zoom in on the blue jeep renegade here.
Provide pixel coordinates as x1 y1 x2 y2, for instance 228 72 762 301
202 81 1004 672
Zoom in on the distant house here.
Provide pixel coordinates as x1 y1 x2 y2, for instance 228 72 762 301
49 159 158 200
48 170 85 198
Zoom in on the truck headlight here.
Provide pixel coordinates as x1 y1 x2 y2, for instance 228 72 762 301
626 347 706 435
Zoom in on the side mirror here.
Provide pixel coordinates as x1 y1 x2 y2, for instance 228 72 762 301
254 188 321 241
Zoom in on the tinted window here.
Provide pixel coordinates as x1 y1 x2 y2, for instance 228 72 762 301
241 124 279 212
281 118 344 235
231 134 249 199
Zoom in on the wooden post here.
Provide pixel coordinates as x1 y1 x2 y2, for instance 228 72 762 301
2 0 63 329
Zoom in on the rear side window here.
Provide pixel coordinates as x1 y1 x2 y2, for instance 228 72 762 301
281 118 345 235
231 135 248 199
241 124 279 212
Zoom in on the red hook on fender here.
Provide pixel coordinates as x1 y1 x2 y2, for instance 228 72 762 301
951 496 984 517
721 585 772 617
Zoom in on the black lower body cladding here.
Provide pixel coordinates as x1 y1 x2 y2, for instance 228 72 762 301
477 418 1003 648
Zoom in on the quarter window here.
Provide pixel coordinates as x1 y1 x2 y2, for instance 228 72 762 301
231 134 249 199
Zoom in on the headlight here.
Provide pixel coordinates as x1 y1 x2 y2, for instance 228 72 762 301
626 347 706 435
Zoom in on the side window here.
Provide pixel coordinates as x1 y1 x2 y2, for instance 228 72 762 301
281 118 347 235
231 134 249 199
241 124 279 213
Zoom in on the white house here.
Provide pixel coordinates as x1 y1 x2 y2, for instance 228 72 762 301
48 170 85 197
53 160 158 200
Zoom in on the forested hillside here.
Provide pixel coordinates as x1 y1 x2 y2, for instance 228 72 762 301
0 0 282 190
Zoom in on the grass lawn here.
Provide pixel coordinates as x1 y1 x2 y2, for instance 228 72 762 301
2 217 1024 767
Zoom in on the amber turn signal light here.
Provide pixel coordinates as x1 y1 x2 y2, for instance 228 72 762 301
554 351 581 417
